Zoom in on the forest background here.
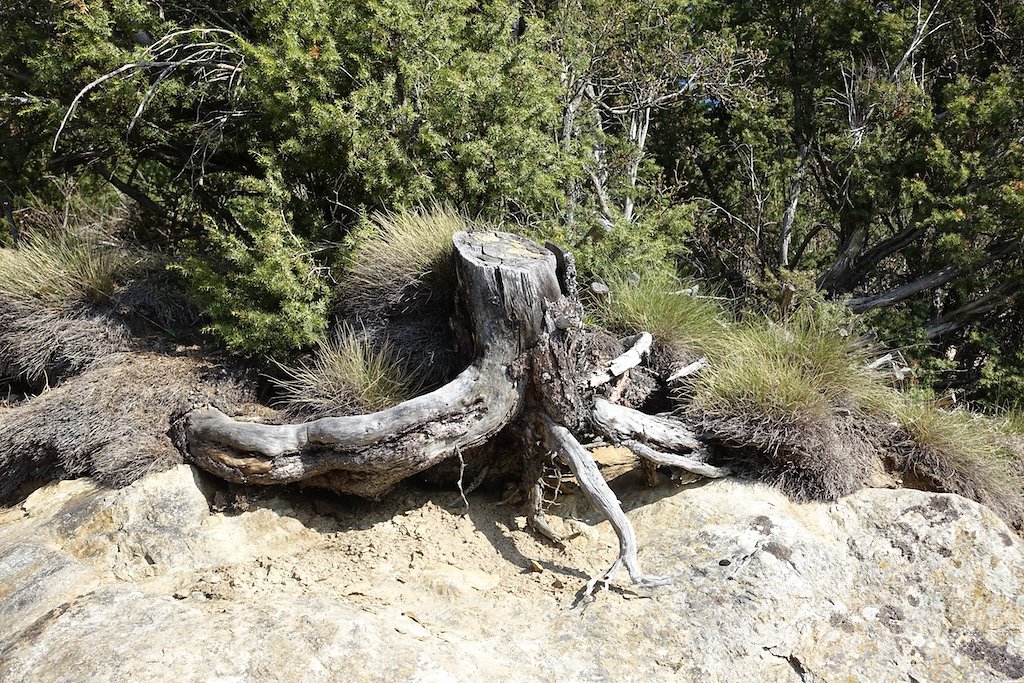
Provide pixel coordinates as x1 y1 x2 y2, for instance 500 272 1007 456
2 0 1022 409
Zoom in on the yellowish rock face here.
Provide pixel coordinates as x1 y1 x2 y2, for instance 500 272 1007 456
1 465 1023 682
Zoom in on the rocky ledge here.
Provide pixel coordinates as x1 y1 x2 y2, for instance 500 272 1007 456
1 465 1022 682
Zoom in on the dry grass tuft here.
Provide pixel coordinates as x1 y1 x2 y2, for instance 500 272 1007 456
0 302 130 385
690 311 892 423
335 205 476 386
0 352 254 502
1 187 141 310
0 230 130 308
271 324 428 417
687 308 893 500
699 412 885 501
683 305 1024 522
594 269 727 356
0 196 145 385
339 205 470 321
892 401 1024 529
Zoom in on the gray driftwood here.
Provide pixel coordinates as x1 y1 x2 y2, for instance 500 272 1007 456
184 231 718 591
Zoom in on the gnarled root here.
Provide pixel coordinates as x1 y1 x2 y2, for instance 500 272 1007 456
542 416 669 595
591 397 731 478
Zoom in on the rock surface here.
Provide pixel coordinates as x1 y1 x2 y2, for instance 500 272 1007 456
1 465 1023 682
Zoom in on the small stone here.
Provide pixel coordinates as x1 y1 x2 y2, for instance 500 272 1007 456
529 560 544 573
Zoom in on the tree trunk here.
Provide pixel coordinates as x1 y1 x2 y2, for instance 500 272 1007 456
187 232 560 497
778 144 807 269
184 231 713 592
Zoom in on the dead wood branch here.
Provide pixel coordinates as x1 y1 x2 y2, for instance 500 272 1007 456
588 332 652 387
591 398 703 453
668 356 707 383
622 439 730 479
543 417 669 595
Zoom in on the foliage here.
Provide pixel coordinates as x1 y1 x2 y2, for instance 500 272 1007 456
174 173 329 355
658 0 1024 402
1 0 1021 397
271 323 426 416
1 0 569 354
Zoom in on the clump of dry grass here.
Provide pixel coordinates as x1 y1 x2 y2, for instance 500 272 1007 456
691 311 892 422
687 308 893 500
892 401 1024 529
680 302 1024 522
0 195 144 385
0 230 129 308
594 268 727 356
0 304 130 385
1 187 140 310
335 205 478 386
271 324 427 417
0 352 254 502
339 205 471 321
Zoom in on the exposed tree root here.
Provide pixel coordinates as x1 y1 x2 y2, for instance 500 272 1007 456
623 439 731 479
543 417 669 595
183 231 715 591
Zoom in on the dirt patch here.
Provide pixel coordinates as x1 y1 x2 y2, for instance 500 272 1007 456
170 482 620 610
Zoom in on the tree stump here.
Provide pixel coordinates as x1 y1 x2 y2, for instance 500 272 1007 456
185 231 722 593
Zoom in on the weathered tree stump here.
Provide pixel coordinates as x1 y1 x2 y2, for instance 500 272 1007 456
185 231 722 593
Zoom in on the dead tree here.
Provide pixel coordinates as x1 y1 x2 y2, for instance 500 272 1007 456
186 231 723 594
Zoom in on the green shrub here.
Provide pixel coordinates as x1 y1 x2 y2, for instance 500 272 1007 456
271 323 426 416
176 175 329 356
